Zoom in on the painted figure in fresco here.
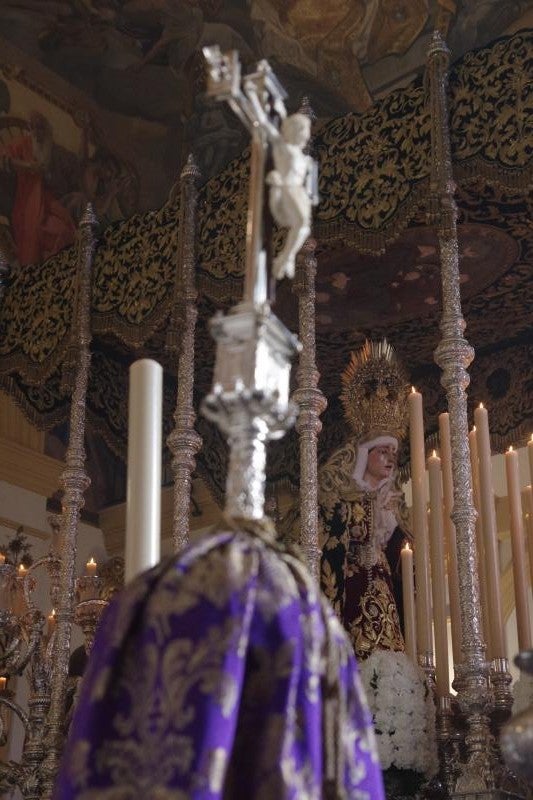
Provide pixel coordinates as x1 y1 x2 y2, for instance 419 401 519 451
249 0 428 111
267 113 317 280
0 110 76 266
64 149 137 225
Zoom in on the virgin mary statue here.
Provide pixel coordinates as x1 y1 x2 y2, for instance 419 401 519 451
318 341 438 795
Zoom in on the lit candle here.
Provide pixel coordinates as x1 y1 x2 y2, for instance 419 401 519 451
408 386 432 660
0 676 6 692
125 359 162 583
438 412 462 664
529 434 533 489
427 450 450 696
0 553 5 566
47 609 56 637
505 446 532 651
474 403 506 659
401 542 417 663
86 557 97 576
18 563 27 577
469 425 492 659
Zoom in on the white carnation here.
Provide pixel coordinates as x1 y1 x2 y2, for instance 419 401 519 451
359 650 438 776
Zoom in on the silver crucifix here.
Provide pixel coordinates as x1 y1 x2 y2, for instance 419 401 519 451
200 48 306 522
203 46 318 302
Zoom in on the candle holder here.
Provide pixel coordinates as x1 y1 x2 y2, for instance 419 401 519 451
76 575 101 603
490 658 513 725
418 651 437 691
435 695 460 798
74 598 108 655
0 555 59 800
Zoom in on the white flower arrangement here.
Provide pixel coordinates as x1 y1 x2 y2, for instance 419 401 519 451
512 671 533 715
359 649 438 776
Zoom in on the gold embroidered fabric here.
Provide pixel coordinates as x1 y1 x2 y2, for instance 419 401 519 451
320 489 405 661
54 526 385 799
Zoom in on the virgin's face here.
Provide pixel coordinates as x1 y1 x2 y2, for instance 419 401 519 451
364 445 397 487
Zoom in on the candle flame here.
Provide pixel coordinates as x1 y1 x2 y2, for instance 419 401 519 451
88 557 97 566
411 385 416 393
508 445 513 452
51 608 56 617
432 449 437 458
530 433 533 442
479 402 484 409
472 425 476 432
403 542 411 551
18 564 26 573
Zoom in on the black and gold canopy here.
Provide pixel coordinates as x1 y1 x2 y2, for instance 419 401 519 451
0 30 531 502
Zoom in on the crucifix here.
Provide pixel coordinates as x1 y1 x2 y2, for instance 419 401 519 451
203 46 318 304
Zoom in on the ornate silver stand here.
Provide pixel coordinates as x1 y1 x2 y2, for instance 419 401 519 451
202 308 299 518
427 32 522 799
292 236 327 580
40 205 98 798
201 49 310 519
166 154 203 551
0 557 57 799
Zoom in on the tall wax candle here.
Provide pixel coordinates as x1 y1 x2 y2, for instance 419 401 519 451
438 412 462 665
427 451 450 696
505 446 532 651
474 403 506 659
526 486 533 596
408 386 433 658
125 359 163 583
401 542 417 663
469 426 492 659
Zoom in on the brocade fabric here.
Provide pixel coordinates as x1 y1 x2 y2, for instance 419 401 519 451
320 492 406 660
54 525 385 799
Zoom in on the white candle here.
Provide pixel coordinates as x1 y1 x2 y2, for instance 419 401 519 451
47 609 56 637
86 557 97 576
125 359 163 582
427 451 450 696
505 446 532 651
474 403 506 659
408 386 432 658
526 486 533 595
469 426 492 659
438 412 462 664
528 434 533 489
401 542 417 663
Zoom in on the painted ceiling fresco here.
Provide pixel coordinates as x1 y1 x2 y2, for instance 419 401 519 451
1 0 531 194
0 6 531 512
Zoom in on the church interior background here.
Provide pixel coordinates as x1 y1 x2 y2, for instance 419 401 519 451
0 0 532 797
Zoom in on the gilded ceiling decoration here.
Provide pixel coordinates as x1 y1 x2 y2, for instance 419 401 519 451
0 30 531 502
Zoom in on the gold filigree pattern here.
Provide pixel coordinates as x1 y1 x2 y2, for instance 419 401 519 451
348 575 405 658
56 528 383 798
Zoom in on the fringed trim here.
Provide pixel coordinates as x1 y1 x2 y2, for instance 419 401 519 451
91 304 173 350
0 339 71 388
0 375 69 431
314 181 429 255
455 158 533 193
